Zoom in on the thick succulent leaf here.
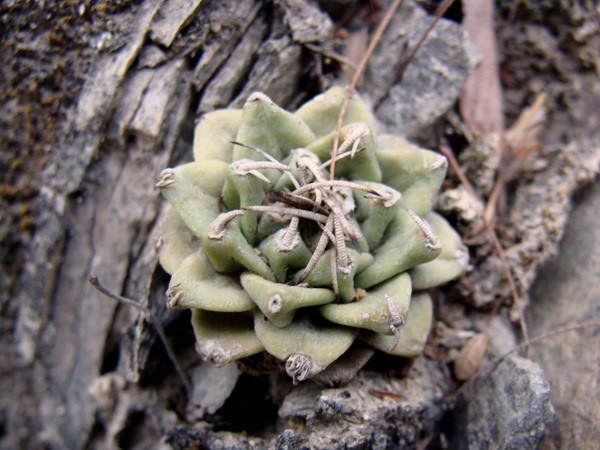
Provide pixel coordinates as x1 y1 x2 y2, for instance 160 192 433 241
241 272 334 328
353 181 401 251
376 135 448 216
409 212 470 289
355 209 442 289
294 249 374 303
193 109 243 163
254 311 358 383
233 93 315 163
202 221 275 282
294 86 377 139
312 344 375 387
307 124 382 182
364 292 433 357
320 272 412 334
255 205 290 242
259 228 313 282
158 207 201 275
221 160 275 243
192 309 264 366
167 251 254 312
157 160 228 239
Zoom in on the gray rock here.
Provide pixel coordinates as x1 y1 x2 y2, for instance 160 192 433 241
275 0 333 44
275 430 311 450
138 44 167 68
375 14 479 141
198 13 269 113
150 0 204 48
187 363 242 420
231 36 304 108
191 0 261 91
280 357 450 450
527 181 600 449
364 0 479 142
447 356 554 450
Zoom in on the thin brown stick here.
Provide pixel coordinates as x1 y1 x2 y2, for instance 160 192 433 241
369 388 408 401
488 320 600 371
330 0 404 182
304 43 358 70
439 144 530 357
88 275 192 394
394 0 458 84
448 320 600 404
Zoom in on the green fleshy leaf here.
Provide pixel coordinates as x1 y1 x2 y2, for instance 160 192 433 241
167 251 254 312
353 181 401 251
192 309 264 366
355 209 441 289
158 207 201 275
202 220 275 282
233 93 315 162
255 208 290 242
157 161 229 239
254 310 357 383
409 211 469 289
376 135 448 216
193 109 243 163
258 228 313 282
320 272 411 334
294 249 374 303
364 292 433 357
241 272 334 328
222 160 273 243
295 87 377 139
307 124 381 182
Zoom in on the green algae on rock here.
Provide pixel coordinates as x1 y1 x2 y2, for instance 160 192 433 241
156 87 469 383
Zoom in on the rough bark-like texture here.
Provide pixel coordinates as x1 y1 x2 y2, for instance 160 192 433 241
2 1 319 447
1 0 598 448
460 2 600 311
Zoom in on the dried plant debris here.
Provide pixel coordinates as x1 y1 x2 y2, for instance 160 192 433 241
156 87 468 383
462 95 600 311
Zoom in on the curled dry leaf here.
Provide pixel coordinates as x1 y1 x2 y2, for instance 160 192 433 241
453 331 488 381
503 93 548 181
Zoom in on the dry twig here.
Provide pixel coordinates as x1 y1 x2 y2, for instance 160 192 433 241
88 275 192 394
439 145 530 357
395 0 458 84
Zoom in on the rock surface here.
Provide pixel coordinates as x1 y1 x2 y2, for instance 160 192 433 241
447 356 554 450
366 0 480 142
527 181 600 449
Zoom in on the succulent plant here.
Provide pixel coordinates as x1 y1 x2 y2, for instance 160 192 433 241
156 87 469 384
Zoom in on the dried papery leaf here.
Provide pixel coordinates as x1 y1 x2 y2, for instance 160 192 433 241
459 0 504 137
453 331 488 381
342 27 368 88
503 93 548 181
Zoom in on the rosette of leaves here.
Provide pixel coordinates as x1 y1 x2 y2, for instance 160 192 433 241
156 87 469 384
